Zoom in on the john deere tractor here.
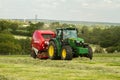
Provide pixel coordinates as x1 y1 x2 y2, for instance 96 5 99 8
48 27 93 60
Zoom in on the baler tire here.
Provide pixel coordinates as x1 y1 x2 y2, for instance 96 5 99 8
61 46 73 60
48 41 58 60
31 50 37 59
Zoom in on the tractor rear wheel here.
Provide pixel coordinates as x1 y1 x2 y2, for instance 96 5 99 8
87 46 93 60
61 46 73 60
48 41 58 60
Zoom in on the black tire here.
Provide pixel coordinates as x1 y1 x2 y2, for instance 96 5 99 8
87 46 93 60
31 50 37 59
61 46 73 60
48 41 58 60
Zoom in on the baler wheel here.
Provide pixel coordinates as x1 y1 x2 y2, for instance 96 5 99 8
31 50 37 59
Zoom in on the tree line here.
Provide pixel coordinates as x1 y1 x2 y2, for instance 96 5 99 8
0 20 120 55
79 26 120 53
0 20 31 55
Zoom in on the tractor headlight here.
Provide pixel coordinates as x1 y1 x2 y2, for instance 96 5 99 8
81 40 84 43
75 40 84 46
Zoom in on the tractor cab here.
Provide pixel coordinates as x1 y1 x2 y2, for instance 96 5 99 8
56 28 84 46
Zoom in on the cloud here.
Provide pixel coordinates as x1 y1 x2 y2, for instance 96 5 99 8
78 0 120 9
82 3 89 7
60 0 66 2
104 0 112 4
0 0 120 22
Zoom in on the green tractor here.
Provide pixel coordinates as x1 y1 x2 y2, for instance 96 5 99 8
48 27 93 60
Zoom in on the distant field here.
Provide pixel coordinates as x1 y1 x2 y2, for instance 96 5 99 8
0 54 120 80
14 35 31 39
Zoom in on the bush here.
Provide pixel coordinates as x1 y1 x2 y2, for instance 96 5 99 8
0 42 21 55
18 38 31 55
11 30 30 36
0 32 14 43
27 22 44 36
0 20 19 32
106 46 120 53
94 46 104 53
0 32 21 55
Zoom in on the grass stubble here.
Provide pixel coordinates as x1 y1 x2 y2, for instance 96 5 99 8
0 54 120 80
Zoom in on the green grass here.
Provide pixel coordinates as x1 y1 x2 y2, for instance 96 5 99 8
14 35 29 39
0 54 120 80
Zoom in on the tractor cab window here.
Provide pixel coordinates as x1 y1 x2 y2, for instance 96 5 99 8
63 30 77 39
57 30 62 36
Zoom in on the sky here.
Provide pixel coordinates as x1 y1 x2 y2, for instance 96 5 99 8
0 0 120 23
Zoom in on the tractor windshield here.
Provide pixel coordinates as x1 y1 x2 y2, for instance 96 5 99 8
63 30 77 39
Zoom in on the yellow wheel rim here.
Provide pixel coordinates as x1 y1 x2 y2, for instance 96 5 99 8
62 49 66 59
48 45 54 57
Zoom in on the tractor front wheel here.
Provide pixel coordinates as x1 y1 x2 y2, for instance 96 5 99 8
61 46 73 60
87 46 93 60
48 41 58 60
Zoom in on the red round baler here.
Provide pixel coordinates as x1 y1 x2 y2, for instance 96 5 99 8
31 30 55 59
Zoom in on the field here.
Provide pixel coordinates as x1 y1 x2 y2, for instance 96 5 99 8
0 54 120 80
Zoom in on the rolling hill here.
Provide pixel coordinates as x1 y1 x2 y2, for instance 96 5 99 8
12 19 120 26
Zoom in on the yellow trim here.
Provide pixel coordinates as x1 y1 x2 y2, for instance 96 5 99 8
48 45 54 57
62 49 66 59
